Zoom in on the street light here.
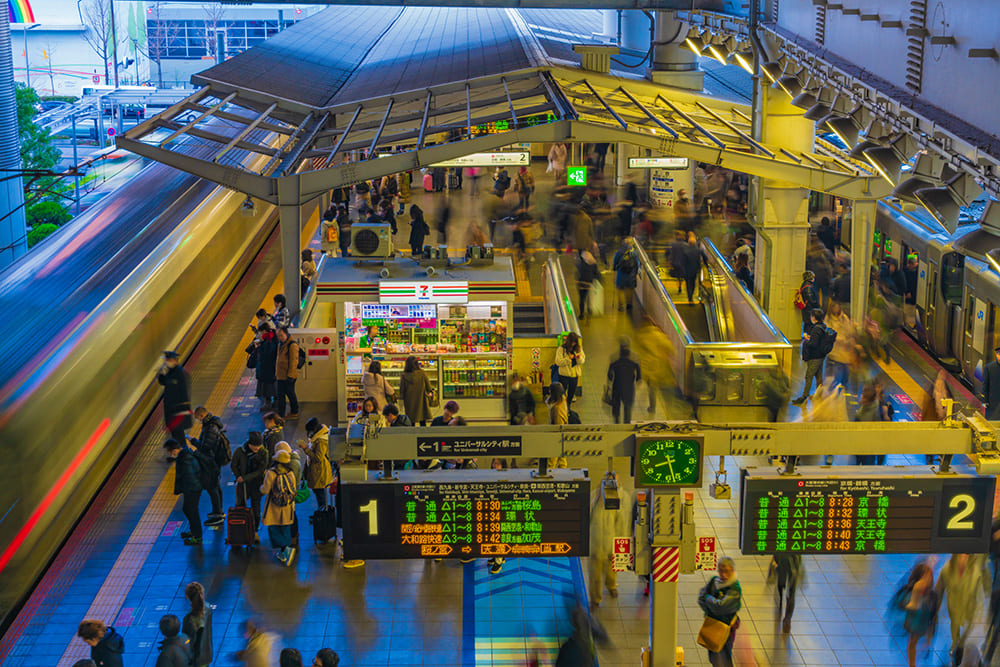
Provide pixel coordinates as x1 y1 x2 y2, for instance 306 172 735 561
23 23 40 89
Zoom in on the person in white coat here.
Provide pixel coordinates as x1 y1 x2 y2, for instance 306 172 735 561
589 473 629 606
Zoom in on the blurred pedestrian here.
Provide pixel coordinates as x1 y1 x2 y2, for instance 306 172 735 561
155 615 190 667
158 350 193 451
681 232 701 302
589 473 628 606
280 648 304 667
508 373 536 425
612 237 639 312
300 249 316 297
548 142 567 184
890 561 938 667
982 346 1000 420
698 557 742 667
922 370 954 463
515 165 535 210
825 301 858 392
400 355 432 425
336 204 351 257
262 412 283 457
313 649 340 667
792 309 831 405
795 271 819 333
555 332 585 407
408 205 430 256
252 323 278 412
769 554 803 634
76 620 124 667
362 360 395 411
275 327 300 419
182 582 213 667
607 338 640 424
163 439 204 545
734 252 753 292
235 620 278 667
576 248 601 321
935 554 990 654
634 320 674 416
817 216 837 254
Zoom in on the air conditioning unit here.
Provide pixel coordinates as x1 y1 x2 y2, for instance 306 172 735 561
350 222 393 258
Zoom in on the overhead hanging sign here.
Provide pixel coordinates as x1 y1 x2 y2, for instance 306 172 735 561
431 152 530 168
417 436 522 457
629 157 690 170
379 281 468 304
341 470 591 560
739 467 995 556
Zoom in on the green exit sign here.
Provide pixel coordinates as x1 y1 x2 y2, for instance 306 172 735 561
567 166 587 186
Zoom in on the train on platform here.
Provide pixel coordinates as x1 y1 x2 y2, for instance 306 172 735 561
873 198 1000 392
0 130 282 632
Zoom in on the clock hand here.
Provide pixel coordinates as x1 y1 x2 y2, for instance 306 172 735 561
666 455 676 480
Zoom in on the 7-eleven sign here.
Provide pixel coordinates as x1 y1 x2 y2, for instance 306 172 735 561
379 281 468 304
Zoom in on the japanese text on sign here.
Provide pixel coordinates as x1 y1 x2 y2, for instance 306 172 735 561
341 470 590 560
696 537 717 571
739 467 995 555
612 537 632 572
416 436 522 457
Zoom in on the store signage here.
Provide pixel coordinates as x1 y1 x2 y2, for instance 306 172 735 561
431 152 530 168
379 281 468 304
739 467 995 556
628 157 690 169
567 166 587 186
416 436 522 457
341 470 590 560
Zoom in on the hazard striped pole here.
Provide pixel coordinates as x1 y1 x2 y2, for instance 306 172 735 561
649 488 681 667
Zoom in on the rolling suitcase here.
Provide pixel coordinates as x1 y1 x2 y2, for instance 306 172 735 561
423 173 434 192
447 171 461 190
310 505 338 543
226 504 255 548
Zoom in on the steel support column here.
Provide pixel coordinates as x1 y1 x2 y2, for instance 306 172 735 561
277 176 303 314
649 488 682 667
649 11 703 91
850 200 876 326
0 14 27 268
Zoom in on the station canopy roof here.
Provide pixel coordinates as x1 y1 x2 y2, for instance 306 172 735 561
119 6 890 206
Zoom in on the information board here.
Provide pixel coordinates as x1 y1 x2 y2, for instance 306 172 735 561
739 467 995 555
628 157 690 169
417 436 522 457
341 470 590 560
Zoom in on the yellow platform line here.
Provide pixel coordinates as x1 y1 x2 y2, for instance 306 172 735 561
873 356 930 418
513 254 533 300
58 210 319 666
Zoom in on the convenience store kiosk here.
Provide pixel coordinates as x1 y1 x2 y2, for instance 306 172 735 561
301 255 516 423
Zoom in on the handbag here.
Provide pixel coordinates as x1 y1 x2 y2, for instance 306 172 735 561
696 616 734 653
550 363 560 385
427 387 440 408
602 382 613 406
245 345 258 369
294 481 310 504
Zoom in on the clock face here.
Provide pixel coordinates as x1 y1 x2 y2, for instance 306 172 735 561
635 438 702 487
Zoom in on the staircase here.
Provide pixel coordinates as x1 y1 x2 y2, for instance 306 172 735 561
513 302 546 336
905 0 928 93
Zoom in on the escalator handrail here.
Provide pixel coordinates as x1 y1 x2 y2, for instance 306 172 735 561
543 257 581 337
700 238 790 345
633 241 695 345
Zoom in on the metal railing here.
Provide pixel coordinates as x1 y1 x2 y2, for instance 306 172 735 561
542 256 581 337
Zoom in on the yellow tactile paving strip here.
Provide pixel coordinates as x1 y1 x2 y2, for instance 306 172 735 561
57 212 318 666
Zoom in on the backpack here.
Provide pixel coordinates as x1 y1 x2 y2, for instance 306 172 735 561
297 345 307 369
384 177 398 195
355 181 369 194
214 424 232 466
269 470 295 507
619 249 637 275
567 410 581 424
496 171 510 191
192 448 218 489
794 288 807 310
818 326 837 356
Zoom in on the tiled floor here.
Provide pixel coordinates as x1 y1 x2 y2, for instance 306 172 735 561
0 165 979 667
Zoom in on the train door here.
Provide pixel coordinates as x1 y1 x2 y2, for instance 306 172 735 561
940 252 965 362
963 293 987 380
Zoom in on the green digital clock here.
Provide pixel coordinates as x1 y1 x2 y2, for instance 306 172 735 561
634 437 703 487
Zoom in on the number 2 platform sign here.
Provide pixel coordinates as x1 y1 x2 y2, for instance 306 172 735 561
738 467 995 556
341 469 590 561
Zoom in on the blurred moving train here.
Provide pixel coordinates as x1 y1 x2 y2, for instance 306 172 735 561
873 198 1000 391
0 130 283 632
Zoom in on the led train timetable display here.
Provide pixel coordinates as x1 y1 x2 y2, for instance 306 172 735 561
739 467 995 555
340 470 590 560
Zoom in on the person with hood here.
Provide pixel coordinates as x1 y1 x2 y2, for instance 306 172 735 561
589 473 629 606
231 432 269 535
251 322 279 412
555 332 585 408
302 418 332 508
399 355 432 425
607 338 640 424
163 439 204 545
77 620 125 667
576 247 601 321
698 556 742 667
155 615 190 667
507 372 536 425
408 204 430 256
935 553 990 655
182 582 213 667
612 237 639 312
261 449 297 563
158 350 193 451
235 620 278 667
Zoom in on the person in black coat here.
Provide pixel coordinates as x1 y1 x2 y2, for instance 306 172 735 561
164 439 204 544
155 615 191 667
254 325 279 410
77 620 125 667
791 309 829 406
681 232 702 302
158 351 192 448
231 431 270 533
797 271 820 331
507 373 536 424
607 339 641 424
982 347 1000 420
817 217 837 254
408 205 430 255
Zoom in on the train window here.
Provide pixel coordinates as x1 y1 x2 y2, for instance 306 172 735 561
966 295 975 333
941 253 964 305
989 305 1000 354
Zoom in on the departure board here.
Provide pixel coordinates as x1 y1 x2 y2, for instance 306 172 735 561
739 467 995 555
341 469 590 560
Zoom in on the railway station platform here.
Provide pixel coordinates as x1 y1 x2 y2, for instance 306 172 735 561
0 170 986 667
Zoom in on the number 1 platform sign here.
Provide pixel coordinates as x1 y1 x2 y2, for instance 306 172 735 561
341 469 590 560
738 467 995 556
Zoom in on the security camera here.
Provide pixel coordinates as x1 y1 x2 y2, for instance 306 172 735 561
240 195 256 218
